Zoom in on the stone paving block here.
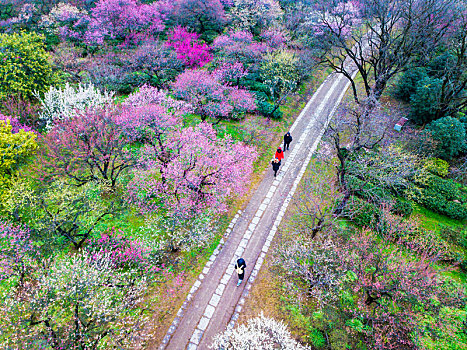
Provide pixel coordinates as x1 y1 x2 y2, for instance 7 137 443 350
259 203 267 211
216 283 226 295
209 293 221 307
204 305 216 319
199 274 204 280
252 216 260 224
263 197 271 205
202 267 209 274
190 329 204 345
198 317 210 331
187 343 197 350
265 191 273 198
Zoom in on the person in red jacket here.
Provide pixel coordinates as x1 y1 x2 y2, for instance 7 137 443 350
275 147 284 162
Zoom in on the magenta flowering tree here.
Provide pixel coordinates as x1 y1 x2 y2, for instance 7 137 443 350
40 107 137 188
166 26 213 67
172 69 256 120
0 220 37 288
127 122 258 217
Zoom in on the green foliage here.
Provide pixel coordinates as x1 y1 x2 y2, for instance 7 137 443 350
0 31 60 99
308 328 326 348
0 119 37 203
393 67 428 102
391 198 413 217
419 307 467 350
409 76 443 125
423 158 450 177
414 171 464 202
256 99 283 119
439 225 467 249
407 186 467 221
3 179 116 250
345 196 381 228
425 117 466 159
346 175 392 204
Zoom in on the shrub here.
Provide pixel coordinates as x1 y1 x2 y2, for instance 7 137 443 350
391 199 413 217
425 116 466 159
423 158 449 177
0 31 60 99
257 99 283 119
407 187 467 221
345 196 381 228
393 67 428 102
409 76 442 125
414 172 462 201
0 119 37 202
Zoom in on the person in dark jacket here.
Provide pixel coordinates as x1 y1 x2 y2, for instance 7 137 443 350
235 258 247 287
275 147 284 161
283 132 293 151
271 158 281 177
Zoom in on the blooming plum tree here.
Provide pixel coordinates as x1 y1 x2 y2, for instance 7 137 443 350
212 312 310 349
35 82 114 129
127 122 257 217
159 0 226 35
1 252 148 349
40 107 136 188
227 0 284 34
0 220 38 289
4 179 114 250
308 0 460 111
172 69 256 120
166 26 213 67
57 0 165 46
212 30 267 68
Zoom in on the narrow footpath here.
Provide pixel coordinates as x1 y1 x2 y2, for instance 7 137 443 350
157 69 356 350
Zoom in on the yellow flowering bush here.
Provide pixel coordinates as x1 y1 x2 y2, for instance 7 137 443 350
0 119 37 200
0 31 60 99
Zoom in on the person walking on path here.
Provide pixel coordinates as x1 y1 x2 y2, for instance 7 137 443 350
275 147 284 161
283 132 292 151
271 158 281 177
235 258 246 287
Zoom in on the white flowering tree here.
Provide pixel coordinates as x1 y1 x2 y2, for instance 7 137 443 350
145 212 216 252
35 82 114 129
1 252 148 349
211 313 310 350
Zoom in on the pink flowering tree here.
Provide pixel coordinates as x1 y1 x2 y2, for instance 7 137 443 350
57 0 165 46
127 122 258 217
172 69 256 121
159 0 226 35
39 107 137 188
212 30 268 68
166 26 212 67
0 220 38 289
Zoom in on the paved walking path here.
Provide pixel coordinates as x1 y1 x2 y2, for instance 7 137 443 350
156 69 357 350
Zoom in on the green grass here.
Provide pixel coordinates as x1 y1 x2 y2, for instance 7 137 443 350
411 202 466 233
